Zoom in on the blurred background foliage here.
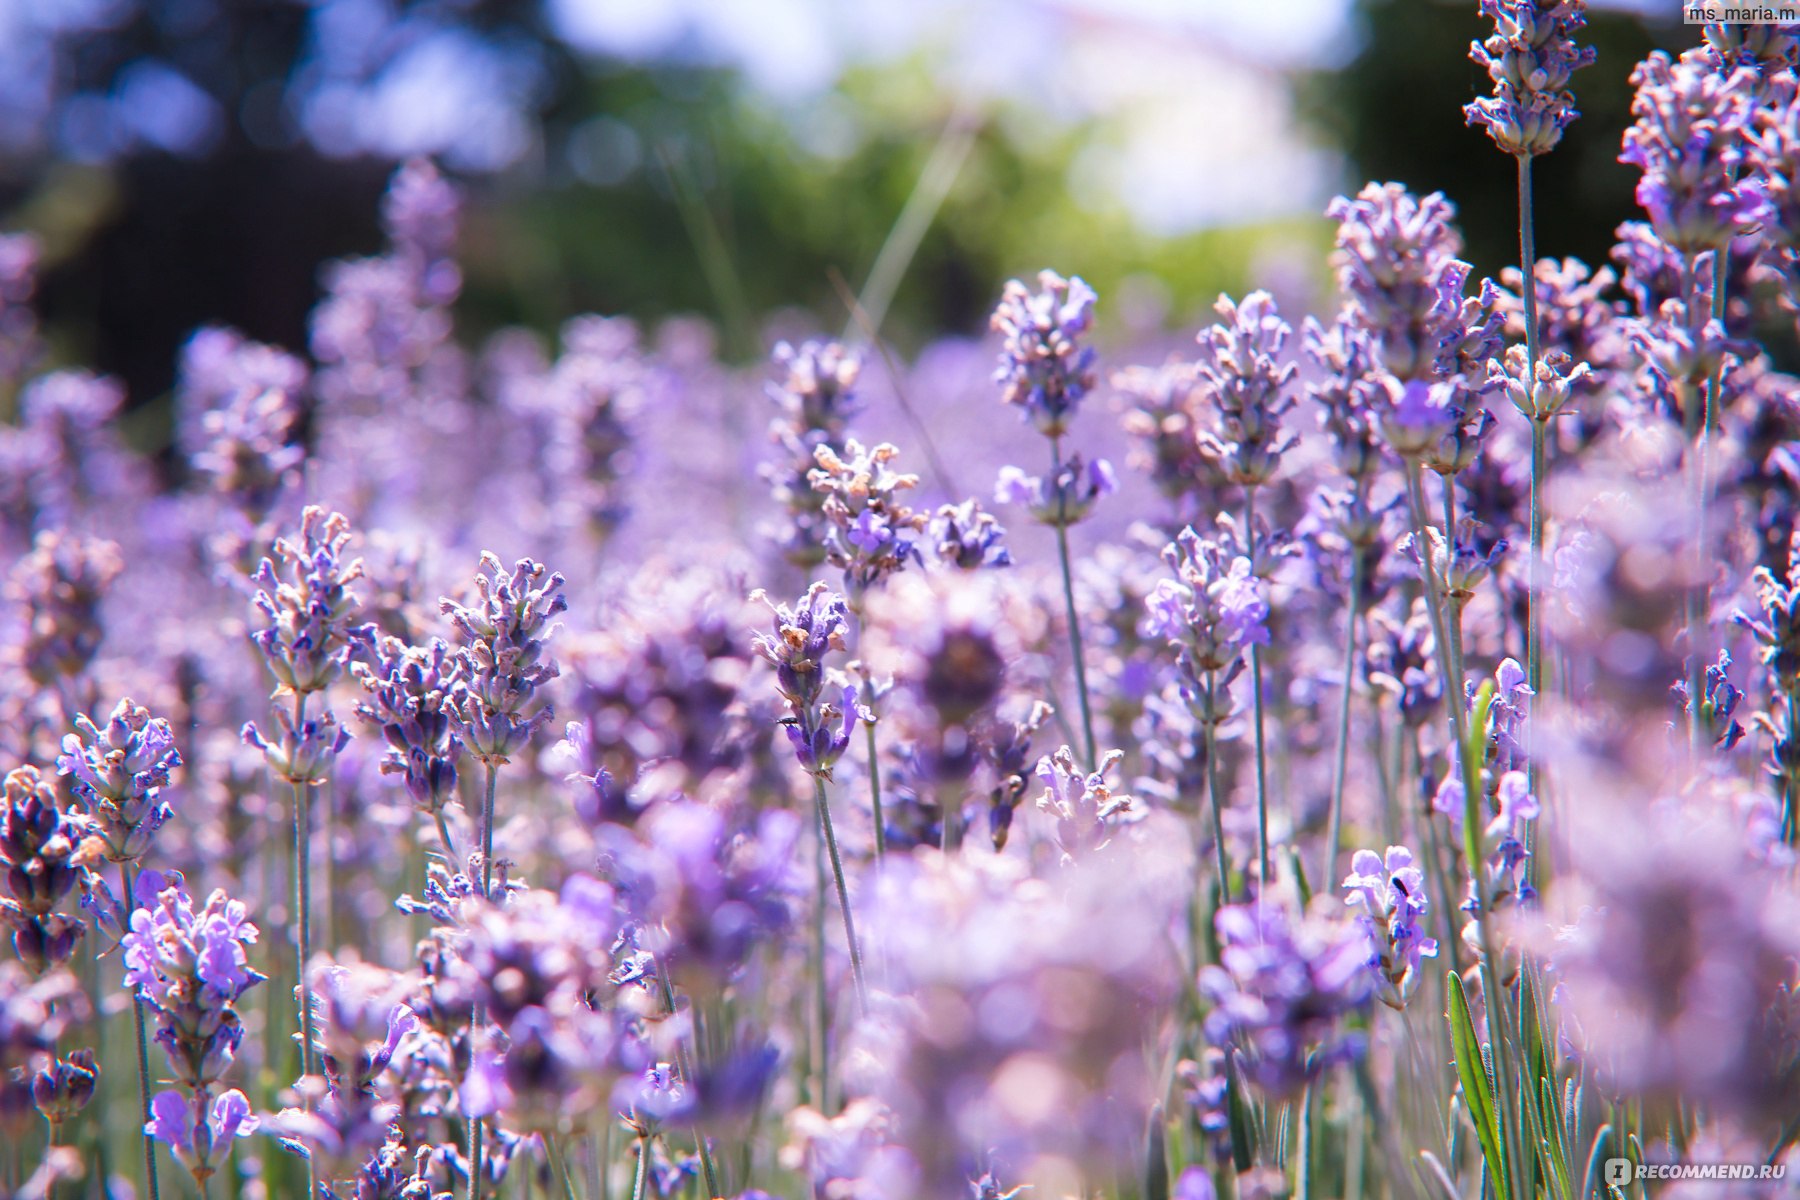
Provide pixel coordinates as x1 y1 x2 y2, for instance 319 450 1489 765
0 0 1687 408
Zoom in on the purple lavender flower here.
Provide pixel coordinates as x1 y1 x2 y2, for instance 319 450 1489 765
351 634 466 815
32 1048 97 1131
750 581 849 716
993 455 1116 528
1342 845 1439 1010
1034 745 1137 861
1117 360 1209 509
6 531 122 691
441 554 567 764
248 506 369 697
176 326 308 521
1465 0 1596 158
809 440 926 592
1147 528 1270 676
1670 649 1746 752
146 1088 259 1184
1192 290 1299 488
977 701 1055 851
1326 184 1463 382
990 269 1099 437
1620 50 1771 253
929 498 1012 569
0 766 87 975
1199 899 1373 1099
56 698 182 863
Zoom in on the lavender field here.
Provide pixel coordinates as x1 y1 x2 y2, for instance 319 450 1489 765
4 5 1800 1200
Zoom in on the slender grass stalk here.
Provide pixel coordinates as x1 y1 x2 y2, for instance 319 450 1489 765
812 776 869 1017
291 690 320 1200
120 859 162 1200
1296 1081 1315 1200
850 612 887 861
1050 436 1098 771
1439 482 1469 696
590 1126 609 1200
1518 152 1551 896
467 759 500 1200
546 1137 578 1200
1324 546 1365 893
813 817 829 1113
434 809 460 868
1243 487 1271 891
630 1135 651 1200
1202 670 1233 904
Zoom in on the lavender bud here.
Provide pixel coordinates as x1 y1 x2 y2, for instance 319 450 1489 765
1465 0 1597 158
1342 845 1439 1010
993 455 1116 528
250 507 369 697
1193 290 1299 487
990 269 1099 437
441 554 567 764
56 699 182 863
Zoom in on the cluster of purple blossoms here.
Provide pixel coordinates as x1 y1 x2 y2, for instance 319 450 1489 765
6 530 121 695
1192 291 1299 489
1342 845 1439 1009
0 766 87 977
1671 649 1747 755
1146 527 1270 681
993 455 1117 529
176 326 309 526
1199 899 1373 1099
750 582 864 779
927 498 1012 570
764 339 862 568
122 871 264 1187
1620 50 1771 255
1464 0 1597 158
352 634 467 820
0 964 88 1137
809 439 927 593
57 697 182 864
989 270 1098 438
1034 745 1137 862
441 554 567 765
1116 361 1209 515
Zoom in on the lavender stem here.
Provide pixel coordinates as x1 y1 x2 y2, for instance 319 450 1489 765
120 859 162 1200
1051 436 1098 771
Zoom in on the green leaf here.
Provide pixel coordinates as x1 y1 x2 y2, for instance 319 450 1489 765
1225 1049 1257 1174
1583 1124 1615 1199
1417 1151 1463 1200
1144 1104 1170 1200
1447 970 1510 1200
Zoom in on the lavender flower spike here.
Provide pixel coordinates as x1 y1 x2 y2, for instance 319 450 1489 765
1465 0 1597 159
990 269 1099 437
1342 845 1439 1010
441 553 567 764
57 698 182 863
249 506 370 697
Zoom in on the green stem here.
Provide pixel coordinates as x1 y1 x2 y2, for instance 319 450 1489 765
1202 671 1233 904
1051 436 1098 770
1324 529 1365 891
468 760 500 1200
292 691 320 1200
434 809 460 868
630 1137 650 1200
862 716 886 860
1296 1082 1314 1200
1441 480 1469 695
546 1137 578 1200
812 815 829 1113
1244 487 1270 891
590 1127 609 1200
812 775 869 1017
121 859 162 1200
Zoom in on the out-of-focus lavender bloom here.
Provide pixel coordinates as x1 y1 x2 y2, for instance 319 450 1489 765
0 964 86 1134
1623 256 1754 411
1751 73 1800 318
990 269 1099 438
1174 1050 1232 1166
351 634 466 816
854 849 1186 1197
1193 291 1298 488
31 1047 97 1131
1174 1166 1218 1200
1496 258 1623 411
1404 515 1507 613
810 440 926 592
782 1098 902 1200
9 370 142 530
441 554 567 764
1034 745 1136 862
1327 184 1463 382
978 701 1054 852
1465 0 1596 158
0 765 87 975
1612 220 1686 316
56 698 181 863
382 158 462 302
1199 898 1373 1099
599 799 800 998
1534 801 1800 1136
1698 20 1799 77
1671 649 1746 752
1304 315 1390 484
764 339 861 568
176 327 308 521
1117 360 1208 510
928 498 1012 570
1365 599 1442 729
147 1087 259 1185
453 879 638 1136
993 455 1116 529
1342 845 1439 1010
248 506 369 697
0 234 42 388
1620 51 1770 253
1147 528 1269 677
6 530 120 692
